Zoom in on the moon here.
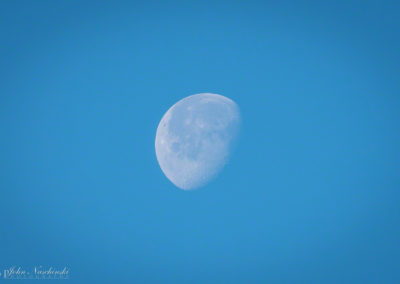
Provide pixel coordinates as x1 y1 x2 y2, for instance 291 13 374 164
155 93 241 190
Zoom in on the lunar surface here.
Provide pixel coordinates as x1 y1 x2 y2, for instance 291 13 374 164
155 93 241 190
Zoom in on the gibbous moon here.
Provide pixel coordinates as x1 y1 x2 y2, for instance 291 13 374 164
155 93 241 190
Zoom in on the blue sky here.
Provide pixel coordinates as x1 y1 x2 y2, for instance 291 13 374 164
1 1 399 283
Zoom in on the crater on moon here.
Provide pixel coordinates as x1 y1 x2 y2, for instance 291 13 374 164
155 93 241 190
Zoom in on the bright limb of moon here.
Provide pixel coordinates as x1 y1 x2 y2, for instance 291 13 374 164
155 93 241 190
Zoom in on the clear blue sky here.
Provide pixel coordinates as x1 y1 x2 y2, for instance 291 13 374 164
1 1 399 283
